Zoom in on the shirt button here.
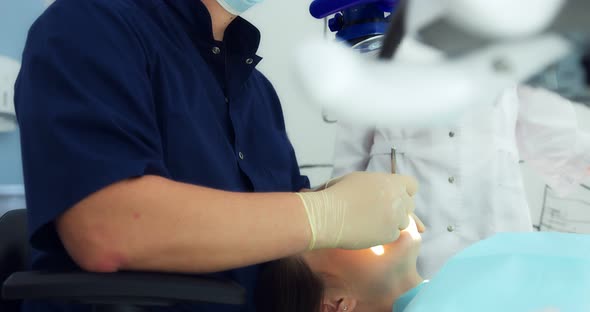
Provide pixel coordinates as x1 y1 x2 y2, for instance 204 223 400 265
447 225 455 232
238 152 244 160
449 131 455 138
212 46 221 55
225 97 229 103
448 176 455 184
245 58 254 65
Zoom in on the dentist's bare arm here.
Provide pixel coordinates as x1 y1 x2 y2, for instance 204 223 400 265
57 172 418 274
57 175 312 274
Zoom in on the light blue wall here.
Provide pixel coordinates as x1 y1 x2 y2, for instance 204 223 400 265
0 130 24 184
0 1 46 185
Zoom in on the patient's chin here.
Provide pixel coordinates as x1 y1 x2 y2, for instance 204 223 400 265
406 226 423 242
388 230 422 254
397 226 422 244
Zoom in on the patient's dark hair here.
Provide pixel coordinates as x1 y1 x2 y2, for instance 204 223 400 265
255 256 325 312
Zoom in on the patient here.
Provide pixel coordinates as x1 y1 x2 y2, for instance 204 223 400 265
255 218 425 312
255 219 590 312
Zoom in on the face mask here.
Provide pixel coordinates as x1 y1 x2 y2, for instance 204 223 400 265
215 0 263 15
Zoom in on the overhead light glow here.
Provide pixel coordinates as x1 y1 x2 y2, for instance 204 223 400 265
371 245 385 256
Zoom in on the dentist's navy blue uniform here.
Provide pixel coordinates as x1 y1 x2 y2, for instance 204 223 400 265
15 0 309 311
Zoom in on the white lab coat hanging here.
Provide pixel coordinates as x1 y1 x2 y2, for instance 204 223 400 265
332 85 590 278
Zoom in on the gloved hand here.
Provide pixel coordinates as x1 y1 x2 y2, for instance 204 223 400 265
296 172 418 250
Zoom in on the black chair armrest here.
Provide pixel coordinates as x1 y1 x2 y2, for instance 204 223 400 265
2 271 245 306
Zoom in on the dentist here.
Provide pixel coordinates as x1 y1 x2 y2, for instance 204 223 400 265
15 0 419 312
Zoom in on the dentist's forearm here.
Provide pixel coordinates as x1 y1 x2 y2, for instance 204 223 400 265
57 175 312 273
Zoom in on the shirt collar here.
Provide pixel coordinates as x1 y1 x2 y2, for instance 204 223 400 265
164 0 261 56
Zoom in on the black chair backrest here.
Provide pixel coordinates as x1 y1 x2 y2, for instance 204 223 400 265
0 209 29 311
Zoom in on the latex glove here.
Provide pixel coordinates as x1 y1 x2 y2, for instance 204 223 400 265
317 178 425 233
296 172 418 250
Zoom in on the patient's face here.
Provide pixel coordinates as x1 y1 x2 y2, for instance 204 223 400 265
302 218 422 296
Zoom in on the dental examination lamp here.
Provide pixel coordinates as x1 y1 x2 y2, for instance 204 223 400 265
308 0 408 123
309 0 406 58
297 0 569 127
